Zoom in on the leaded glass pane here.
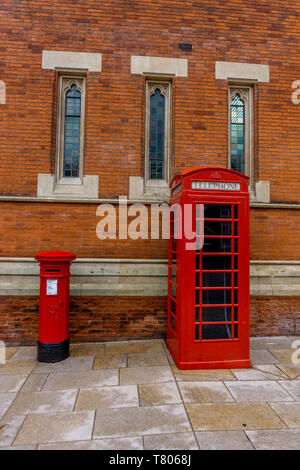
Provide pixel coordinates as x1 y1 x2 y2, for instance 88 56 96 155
230 94 245 174
63 84 81 178
149 88 165 180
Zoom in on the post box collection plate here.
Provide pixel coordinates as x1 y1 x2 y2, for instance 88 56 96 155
46 279 58 295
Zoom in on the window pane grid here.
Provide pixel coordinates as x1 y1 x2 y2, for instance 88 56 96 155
149 88 165 180
63 84 81 178
230 93 245 174
194 203 239 341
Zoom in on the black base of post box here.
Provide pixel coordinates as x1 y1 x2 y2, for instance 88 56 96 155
37 339 70 363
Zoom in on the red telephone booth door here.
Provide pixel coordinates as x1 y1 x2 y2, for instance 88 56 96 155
180 198 250 369
167 167 251 370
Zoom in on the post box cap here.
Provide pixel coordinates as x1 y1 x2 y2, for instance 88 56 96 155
35 251 76 262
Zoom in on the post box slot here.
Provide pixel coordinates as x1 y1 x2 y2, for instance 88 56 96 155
45 269 60 272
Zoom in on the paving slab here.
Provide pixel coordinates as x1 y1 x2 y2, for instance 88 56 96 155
120 366 174 385
269 349 295 364
0 375 27 393
224 381 294 402
14 410 95 446
186 403 286 431
6 389 78 416
9 347 37 362
138 382 181 406
127 351 169 368
93 354 126 370
93 404 191 439
0 337 298 451
4 348 18 361
105 340 164 355
178 381 234 403
38 437 143 450
144 432 199 450
195 430 253 450
0 415 26 447
0 445 36 450
250 350 279 365
253 364 289 378
0 360 36 376
276 364 300 379
33 356 94 373
75 385 139 411
172 367 236 382
269 402 300 428
20 373 48 392
232 368 286 381
250 337 291 350
70 343 105 358
0 393 17 419
246 429 300 450
42 369 118 391
278 380 300 401
163 346 176 366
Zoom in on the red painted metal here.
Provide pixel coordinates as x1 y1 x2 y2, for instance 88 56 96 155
35 251 76 345
167 167 251 369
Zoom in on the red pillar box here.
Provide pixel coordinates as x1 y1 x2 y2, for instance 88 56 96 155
35 251 76 363
167 167 251 369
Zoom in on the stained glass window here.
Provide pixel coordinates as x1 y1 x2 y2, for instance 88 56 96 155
230 94 245 174
63 84 81 177
149 88 165 180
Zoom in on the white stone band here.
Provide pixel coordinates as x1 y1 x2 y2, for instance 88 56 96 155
42 51 102 72
131 56 188 77
215 61 270 83
0 258 299 296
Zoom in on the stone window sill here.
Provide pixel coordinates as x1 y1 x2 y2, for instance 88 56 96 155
129 176 170 202
37 174 99 199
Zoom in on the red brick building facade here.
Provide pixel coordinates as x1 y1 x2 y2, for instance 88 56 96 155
0 1 300 344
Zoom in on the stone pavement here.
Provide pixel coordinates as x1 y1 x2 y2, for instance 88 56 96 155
0 336 299 450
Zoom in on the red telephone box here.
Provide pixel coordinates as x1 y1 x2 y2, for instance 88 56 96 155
167 167 251 369
35 251 76 363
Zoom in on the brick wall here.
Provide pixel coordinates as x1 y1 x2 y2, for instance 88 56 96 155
1 1 300 342
1 295 299 346
250 297 300 337
1 1 300 201
0 296 168 345
1 202 300 260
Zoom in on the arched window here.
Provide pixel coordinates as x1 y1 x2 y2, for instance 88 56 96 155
149 88 166 180
145 80 171 185
63 84 82 177
230 93 245 174
56 74 85 182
